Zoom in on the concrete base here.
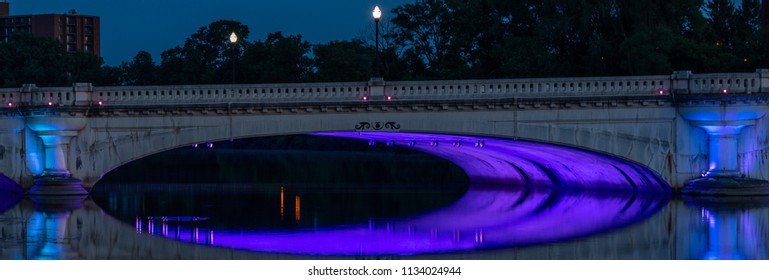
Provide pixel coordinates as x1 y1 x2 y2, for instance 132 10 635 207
682 195 769 210
682 177 769 196
27 177 89 196
28 194 88 210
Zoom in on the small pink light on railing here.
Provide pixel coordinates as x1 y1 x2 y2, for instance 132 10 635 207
386 96 392 101
362 96 368 101
658 90 664 95
6 102 12 108
47 101 53 106
98 100 103 106
722 89 728 94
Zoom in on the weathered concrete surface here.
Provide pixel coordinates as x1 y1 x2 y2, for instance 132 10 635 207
62 103 688 190
739 106 769 181
0 118 32 187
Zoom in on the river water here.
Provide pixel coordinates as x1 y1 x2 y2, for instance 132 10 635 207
1 135 768 259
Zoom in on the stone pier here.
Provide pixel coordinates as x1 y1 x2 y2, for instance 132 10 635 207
25 117 88 196
680 105 769 195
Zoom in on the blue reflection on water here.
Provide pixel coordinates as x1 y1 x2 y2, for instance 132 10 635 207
687 198 769 260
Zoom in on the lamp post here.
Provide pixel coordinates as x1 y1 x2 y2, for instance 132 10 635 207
229 32 238 84
372 6 382 77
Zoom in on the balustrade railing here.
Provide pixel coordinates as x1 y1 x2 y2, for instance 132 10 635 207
1 69 766 108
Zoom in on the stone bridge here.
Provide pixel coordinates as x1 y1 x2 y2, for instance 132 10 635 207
1 70 768 194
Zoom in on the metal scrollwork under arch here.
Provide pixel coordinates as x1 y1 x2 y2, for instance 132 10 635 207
355 121 400 131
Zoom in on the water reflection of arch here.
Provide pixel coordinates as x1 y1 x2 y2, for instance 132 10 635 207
170 184 669 256
5 195 769 259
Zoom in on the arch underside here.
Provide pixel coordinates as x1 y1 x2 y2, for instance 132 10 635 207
86 131 673 256
312 132 670 193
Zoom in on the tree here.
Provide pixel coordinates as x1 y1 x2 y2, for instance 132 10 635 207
618 26 677 75
0 33 68 86
121 50 157 85
157 20 250 84
732 0 762 70
0 32 105 87
96 65 123 86
704 0 737 47
64 51 104 83
241 32 313 83
313 40 373 82
390 0 469 79
157 46 195 84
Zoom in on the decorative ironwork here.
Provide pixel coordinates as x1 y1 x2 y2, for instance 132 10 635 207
354 122 371 130
355 121 401 131
384 122 400 130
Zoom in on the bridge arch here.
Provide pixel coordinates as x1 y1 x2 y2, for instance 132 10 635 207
313 132 669 192
70 111 670 193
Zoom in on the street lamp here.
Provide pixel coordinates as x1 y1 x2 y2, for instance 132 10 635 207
229 32 238 84
372 6 382 77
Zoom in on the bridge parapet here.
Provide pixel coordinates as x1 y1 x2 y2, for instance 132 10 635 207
0 70 766 108
88 82 371 106
385 75 670 100
673 70 766 95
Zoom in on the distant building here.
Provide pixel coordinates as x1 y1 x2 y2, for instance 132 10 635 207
0 2 100 56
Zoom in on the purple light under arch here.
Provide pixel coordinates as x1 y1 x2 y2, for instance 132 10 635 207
130 131 672 256
312 132 670 193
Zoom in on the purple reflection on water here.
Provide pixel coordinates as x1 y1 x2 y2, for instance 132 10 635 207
313 132 669 192
0 194 21 214
0 177 23 214
133 132 671 256
139 185 668 256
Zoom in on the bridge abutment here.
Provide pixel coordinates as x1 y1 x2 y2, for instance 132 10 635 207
25 117 88 196
37 131 77 177
680 106 769 195
693 120 754 177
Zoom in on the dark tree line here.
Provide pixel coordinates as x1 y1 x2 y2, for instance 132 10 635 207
387 0 768 79
1 0 768 87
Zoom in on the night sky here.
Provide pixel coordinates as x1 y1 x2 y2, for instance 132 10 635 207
6 0 415 65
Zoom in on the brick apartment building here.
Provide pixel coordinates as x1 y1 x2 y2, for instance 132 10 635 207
0 2 100 56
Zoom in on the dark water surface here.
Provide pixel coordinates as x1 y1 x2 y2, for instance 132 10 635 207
2 135 769 259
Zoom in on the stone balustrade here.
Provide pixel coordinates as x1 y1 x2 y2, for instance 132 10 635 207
1 70 767 108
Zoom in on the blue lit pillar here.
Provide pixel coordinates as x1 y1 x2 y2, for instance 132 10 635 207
25 117 88 196
679 103 767 177
680 104 769 194
37 131 78 177
691 120 753 177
